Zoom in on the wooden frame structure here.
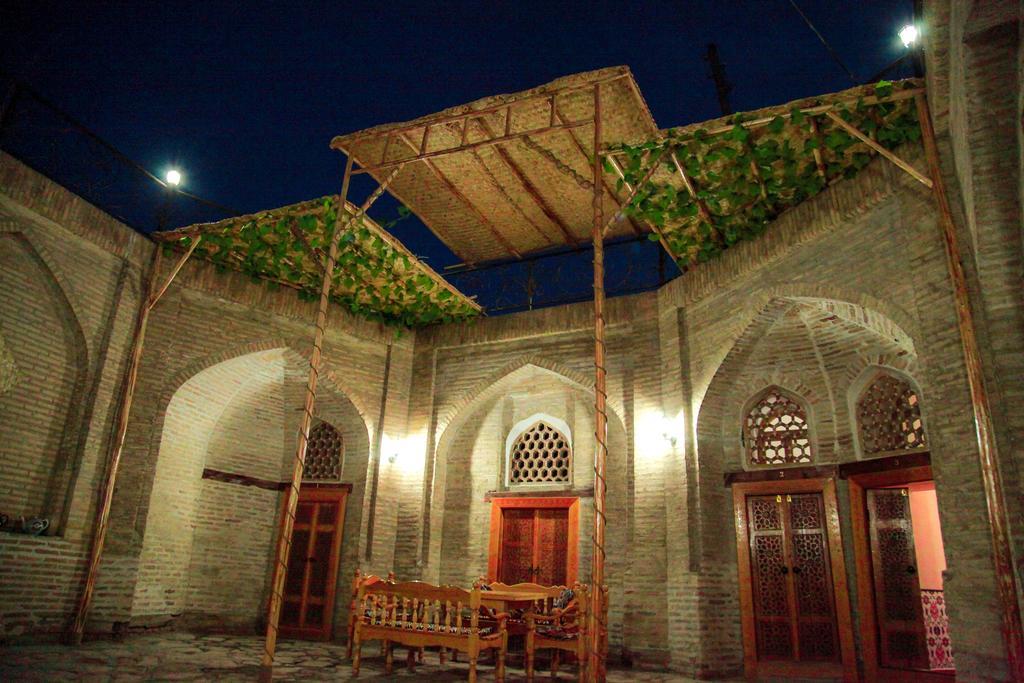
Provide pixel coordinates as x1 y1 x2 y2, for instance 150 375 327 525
730 477 857 681
843 457 954 682
64 68 1023 682
486 496 581 587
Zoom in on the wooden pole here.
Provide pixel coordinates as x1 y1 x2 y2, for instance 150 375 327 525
605 154 677 261
915 93 1024 678
587 81 609 683
261 157 354 671
824 111 932 188
69 237 201 644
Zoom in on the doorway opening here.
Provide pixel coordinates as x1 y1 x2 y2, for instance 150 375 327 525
846 458 955 680
730 476 857 679
487 497 579 586
274 485 349 640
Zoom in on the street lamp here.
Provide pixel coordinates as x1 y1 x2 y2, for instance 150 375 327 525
899 24 919 49
165 169 182 187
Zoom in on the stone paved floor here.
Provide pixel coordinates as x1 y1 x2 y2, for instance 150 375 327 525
0 633 705 681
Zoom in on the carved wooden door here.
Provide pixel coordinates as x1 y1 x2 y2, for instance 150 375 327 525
497 507 569 585
867 487 929 669
278 487 347 640
747 493 840 663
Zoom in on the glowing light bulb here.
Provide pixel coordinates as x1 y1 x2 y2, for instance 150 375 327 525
165 169 182 186
899 24 918 48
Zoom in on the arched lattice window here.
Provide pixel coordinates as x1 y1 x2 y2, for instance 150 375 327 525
744 388 813 466
508 420 572 486
857 373 926 454
303 421 343 482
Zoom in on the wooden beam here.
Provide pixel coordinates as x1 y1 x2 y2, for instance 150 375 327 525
556 111 644 236
601 86 925 155
474 117 580 246
350 121 591 175
915 93 1024 678
808 116 829 181
668 151 715 225
333 70 631 149
469 146 556 246
396 132 522 259
605 154 678 262
824 111 932 188
69 237 200 643
147 236 202 310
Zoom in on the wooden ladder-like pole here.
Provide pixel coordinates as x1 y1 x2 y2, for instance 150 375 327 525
587 81 609 683
915 93 1024 678
260 158 406 674
69 236 201 643
261 157 354 672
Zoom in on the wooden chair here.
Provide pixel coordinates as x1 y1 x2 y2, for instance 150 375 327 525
352 580 508 683
525 583 588 682
346 569 394 659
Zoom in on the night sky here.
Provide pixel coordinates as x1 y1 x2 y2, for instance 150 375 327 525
2 0 914 276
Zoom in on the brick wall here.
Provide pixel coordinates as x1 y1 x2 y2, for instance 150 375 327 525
2 17 1023 676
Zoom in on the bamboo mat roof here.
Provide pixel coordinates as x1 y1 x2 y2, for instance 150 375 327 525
153 196 481 327
605 78 926 265
330 66 658 264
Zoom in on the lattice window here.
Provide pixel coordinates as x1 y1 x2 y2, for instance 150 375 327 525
303 421 343 482
857 373 926 454
744 388 813 466
508 421 571 486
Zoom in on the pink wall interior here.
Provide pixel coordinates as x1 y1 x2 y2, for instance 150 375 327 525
907 481 946 590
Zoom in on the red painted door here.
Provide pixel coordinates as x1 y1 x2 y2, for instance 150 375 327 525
277 487 347 640
498 507 569 586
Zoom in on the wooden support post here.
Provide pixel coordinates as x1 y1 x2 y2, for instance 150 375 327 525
824 111 932 188
69 237 201 643
260 158 405 672
915 93 1024 679
587 82 608 683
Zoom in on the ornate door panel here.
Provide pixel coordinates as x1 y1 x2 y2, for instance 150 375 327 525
489 498 579 587
499 508 536 584
867 488 929 670
744 493 839 664
747 495 794 660
535 508 569 586
278 487 348 640
788 494 839 662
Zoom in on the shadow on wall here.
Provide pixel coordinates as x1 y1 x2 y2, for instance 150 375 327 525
129 346 369 632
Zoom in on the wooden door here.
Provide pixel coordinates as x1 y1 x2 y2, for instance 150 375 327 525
499 508 537 584
867 487 929 670
488 497 578 586
497 507 569 585
746 493 840 664
534 508 569 586
278 486 347 640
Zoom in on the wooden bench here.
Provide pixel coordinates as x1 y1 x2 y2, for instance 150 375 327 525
346 570 393 659
352 580 508 682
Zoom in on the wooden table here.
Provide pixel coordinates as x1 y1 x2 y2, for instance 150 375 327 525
481 588 551 611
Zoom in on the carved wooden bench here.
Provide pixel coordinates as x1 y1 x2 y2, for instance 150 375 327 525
352 580 508 682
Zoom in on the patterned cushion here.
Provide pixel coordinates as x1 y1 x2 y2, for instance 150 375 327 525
537 624 579 640
552 588 574 610
362 617 493 637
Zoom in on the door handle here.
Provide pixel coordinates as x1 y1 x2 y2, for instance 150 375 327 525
780 566 789 575
792 566 802 575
